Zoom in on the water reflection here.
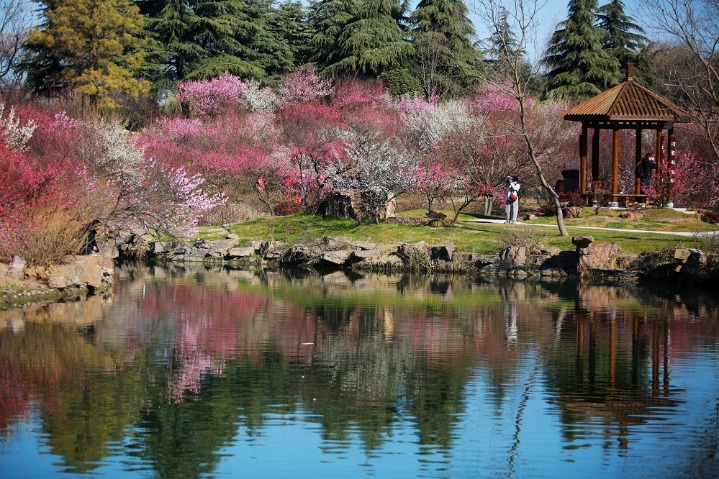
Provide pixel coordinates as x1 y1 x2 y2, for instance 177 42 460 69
0 263 718 478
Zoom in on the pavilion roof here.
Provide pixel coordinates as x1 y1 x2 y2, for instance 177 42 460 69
562 76 691 125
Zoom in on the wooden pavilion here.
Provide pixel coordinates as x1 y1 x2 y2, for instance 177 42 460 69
562 64 691 206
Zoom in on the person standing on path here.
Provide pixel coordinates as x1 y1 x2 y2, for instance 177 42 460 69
505 175 520 224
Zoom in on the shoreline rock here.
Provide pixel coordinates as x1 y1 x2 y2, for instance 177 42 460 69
135 234 719 287
0 247 116 310
3 234 717 310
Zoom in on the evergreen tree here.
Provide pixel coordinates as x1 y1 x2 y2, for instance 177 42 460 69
136 0 203 93
241 0 295 82
310 0 412 79
139 0 291 91
595 0 647 70
308 0 352 74
24 0 149 109
183 0 267 80
410 0 479 98
543 0 621 100
269 1 314 69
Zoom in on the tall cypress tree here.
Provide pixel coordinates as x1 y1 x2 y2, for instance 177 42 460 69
543 0 621 100
410 0 479 97
310 0 412 79
269 1 315 69
308 0 354 74
139 0 290 89
595 0 647 69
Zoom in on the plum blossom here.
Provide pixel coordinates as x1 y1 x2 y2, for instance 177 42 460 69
0 103 36 151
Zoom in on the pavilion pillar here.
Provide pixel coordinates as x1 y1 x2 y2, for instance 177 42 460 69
635 128 642 195
667 128 676 204
655 129 664 178
592 128 600 200
580 124 588 196
612 128 620 202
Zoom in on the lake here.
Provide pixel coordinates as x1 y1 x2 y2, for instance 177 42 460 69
1 263 718 479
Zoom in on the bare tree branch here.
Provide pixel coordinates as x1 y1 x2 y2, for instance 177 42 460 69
471 0 568 236
0 0 32 86
636 0 719 160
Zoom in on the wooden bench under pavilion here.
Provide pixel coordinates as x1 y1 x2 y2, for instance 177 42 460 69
562 64 691 207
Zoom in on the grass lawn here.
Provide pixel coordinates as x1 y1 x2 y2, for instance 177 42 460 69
199 206 719 256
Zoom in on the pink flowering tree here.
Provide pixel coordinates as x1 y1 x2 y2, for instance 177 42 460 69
177 73 248 117
141 113 286 203
0 106 96 264
412 159 454 213
642 150 711 208
277 102 350 212
332 77 393 111
134 160 227 238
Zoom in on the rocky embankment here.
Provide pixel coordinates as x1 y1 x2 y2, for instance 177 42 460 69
129 232 719 285
3 231 717 310
1 248 116 309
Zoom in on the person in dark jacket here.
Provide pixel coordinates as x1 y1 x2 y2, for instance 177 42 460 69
84 220 101 254
640 153 656 191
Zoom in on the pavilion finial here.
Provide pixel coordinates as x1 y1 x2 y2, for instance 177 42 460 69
626 63 635 81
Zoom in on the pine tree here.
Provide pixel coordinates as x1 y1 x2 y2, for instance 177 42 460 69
240 0 295 82
410 0 479 98
136 0 203 90
269 1 315 69
139 0 291 90
595 0 647 69
543 0 621 100
184 0 267 80
310 0 412 79
24 0 149 110
308 0 354 74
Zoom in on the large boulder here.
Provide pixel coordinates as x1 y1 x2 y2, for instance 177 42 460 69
317 189 396 221
47 255 109 289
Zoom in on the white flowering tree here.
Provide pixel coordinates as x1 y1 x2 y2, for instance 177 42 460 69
82 120 225 239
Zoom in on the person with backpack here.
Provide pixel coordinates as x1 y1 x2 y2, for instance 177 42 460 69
505 175 521 224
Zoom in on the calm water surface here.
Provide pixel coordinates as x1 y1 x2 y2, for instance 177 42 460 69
1 263 718 479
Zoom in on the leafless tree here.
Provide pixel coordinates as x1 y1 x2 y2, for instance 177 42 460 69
635 0 719 161
0 0 32 88
471 0 568 235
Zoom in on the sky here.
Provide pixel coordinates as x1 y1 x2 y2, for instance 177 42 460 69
466 0 570 60
461 0 641 62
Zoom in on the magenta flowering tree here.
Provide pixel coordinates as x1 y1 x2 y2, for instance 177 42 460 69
177 73 248 117
142 113 285 202
332 77 393 111
277 102 350 212
412 159 454 213
0 106 93 264
642 150 712 208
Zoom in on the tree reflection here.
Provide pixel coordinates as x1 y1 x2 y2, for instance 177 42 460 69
1 264 718 477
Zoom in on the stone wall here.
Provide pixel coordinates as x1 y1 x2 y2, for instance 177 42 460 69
134 233 719 287
1 246 116 309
